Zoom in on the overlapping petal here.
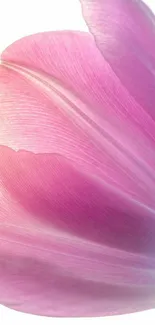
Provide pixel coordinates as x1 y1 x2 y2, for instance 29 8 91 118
80 0 155 117
0 11 155 317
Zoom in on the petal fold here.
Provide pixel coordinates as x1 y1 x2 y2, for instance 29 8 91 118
0 145 155 316
1 30 155 316
79 0 155 118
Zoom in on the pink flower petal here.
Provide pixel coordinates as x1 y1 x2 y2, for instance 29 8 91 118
2 31 155 170
79 0 155 117
0 31 155 316
0 146 155 316
1 32 155 207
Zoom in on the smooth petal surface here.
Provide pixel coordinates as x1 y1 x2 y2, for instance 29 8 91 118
0 31 155 316
79 0 155 117
1 32 155 208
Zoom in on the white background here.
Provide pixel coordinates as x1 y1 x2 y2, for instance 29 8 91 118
0 0 155 323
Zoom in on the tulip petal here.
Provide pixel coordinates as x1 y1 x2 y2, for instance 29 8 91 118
79 0 155 118
2 31 155 173
1 32 155 208
0 145 155 316
1 144 155 252
1 31 155 316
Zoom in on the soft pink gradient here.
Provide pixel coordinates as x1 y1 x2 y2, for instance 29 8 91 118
79 0 155 118
0 0 155 318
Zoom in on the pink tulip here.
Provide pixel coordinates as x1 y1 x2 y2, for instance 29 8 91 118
0 0 155 317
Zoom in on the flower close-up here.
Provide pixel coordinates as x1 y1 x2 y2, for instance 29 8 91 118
0 0 155 319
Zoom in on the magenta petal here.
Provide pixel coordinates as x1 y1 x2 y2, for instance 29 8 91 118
79 0 155 118
2 31 155 172
0 146 155 316
1 145 155 253
0 31 155 316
